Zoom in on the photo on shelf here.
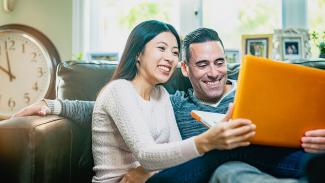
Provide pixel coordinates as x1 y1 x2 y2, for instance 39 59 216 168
273 29 311 61
88 52 119 62
241 34 273 58
282 37 302 60
225 49 241 63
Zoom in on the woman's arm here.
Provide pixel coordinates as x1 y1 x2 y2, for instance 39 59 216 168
119 166 156 183
194 104 255 153
100 81 200 171
99 81 255 170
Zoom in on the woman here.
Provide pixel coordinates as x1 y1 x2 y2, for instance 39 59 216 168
92 20 255 183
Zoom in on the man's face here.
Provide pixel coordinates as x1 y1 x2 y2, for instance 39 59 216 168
182 41 227 103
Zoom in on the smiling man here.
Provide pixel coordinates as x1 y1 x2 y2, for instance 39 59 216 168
184 41 229 102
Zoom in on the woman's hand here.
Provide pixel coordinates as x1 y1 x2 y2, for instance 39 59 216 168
11 100 50 118
194 103 256 154
301 129 325 153
119 166 155 183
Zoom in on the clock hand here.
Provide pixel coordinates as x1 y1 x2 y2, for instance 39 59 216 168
0 65 16 80
0 65 10 74
4 42 16 81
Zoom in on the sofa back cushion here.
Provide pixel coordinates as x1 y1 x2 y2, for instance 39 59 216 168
56 61 240 100
56 59 325 101
57 61 115 100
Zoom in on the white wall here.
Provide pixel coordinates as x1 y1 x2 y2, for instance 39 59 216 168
0 0 72 61
179 0 202 36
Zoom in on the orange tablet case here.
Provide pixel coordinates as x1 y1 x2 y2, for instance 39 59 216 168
232 55 325 147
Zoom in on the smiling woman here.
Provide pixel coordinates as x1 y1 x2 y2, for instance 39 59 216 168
92 20 183 182
135 31 179 86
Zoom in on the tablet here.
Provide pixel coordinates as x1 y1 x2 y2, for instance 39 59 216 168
232 55 325 147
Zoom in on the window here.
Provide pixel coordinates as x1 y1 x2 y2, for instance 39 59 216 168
87 0 180 60
202 0 281 50
308 0 325 57
78 0 323 60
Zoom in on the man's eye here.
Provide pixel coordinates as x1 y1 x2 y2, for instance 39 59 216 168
196 63 208 68
215 60 225 66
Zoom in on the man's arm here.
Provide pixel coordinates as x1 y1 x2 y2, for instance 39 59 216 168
12 99 95 128
12 99 51 117
59 100 94 128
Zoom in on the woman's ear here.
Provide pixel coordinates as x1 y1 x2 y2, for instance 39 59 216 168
136 52 142 64
180 61 189 77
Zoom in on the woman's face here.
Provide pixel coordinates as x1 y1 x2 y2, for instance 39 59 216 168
137 31 179 85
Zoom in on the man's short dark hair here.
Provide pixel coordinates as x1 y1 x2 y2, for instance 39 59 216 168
182 28 224 64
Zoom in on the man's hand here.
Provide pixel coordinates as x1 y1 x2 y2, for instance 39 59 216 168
11 100 50 118
301 129 325 153
195 103 256 154
119 166 155 183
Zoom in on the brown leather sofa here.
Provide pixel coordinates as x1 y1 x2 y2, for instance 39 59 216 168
1 59 325 183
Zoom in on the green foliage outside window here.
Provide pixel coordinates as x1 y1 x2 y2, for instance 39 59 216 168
308 0 325 56
238 0 279 34
119 2 171 29
311 31 325 54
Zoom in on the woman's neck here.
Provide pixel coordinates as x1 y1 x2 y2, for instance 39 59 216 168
131 75 154 101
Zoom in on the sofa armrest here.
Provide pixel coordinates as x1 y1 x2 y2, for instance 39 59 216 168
0 115 92 183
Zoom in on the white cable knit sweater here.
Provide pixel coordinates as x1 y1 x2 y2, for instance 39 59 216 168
92 79 200 183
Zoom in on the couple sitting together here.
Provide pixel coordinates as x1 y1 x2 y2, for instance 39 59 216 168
13 20 325 183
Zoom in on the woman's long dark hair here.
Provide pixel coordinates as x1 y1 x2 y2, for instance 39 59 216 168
111 20 180 81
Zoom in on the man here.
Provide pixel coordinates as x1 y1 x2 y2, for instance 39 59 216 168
13 28 324 182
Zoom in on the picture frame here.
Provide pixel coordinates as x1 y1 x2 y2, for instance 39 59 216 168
272 29 311 61
225 49 241 63
282 37 302 60
87 52 119 61
241 34 272 58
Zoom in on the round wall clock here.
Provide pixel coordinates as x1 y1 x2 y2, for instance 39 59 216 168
0 24 60 119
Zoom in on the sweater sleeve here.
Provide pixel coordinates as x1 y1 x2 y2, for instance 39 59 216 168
169 91 185 113
60 100 95 128
101 81 200 171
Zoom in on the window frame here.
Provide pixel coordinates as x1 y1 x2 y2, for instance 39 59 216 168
72 0 307 57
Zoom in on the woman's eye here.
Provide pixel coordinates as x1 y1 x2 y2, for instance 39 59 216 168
173 51 179 56
158 47 166 51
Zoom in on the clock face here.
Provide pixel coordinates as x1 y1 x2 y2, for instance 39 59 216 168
0 30 54 118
